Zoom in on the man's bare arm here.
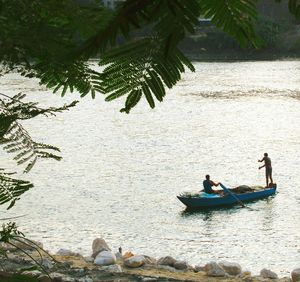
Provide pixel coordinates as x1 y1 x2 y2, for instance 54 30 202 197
259 164 265 169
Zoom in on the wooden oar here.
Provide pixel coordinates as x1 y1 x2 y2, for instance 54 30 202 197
220 183 246 208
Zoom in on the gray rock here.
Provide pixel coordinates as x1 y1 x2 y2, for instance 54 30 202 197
94 250 116 266
142 255 157 265
174 260 188 270
260 268 278 279
194 265 205 272
124 255 146 268
204 262 227 277
72 268 85 275
219 261 242 275
56 249 80 257
83 256 94 263
157 256 176 267
292 268 300 282
141 278 158 282
41 258 54 269
92 238 111 258
50 272 75 282
102 264 123 273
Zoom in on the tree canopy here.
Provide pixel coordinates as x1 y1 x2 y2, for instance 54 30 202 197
3 0 299 113
0 0 299 207
1 1 300 111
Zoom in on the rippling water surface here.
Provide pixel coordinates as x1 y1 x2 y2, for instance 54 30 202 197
1 61 300 275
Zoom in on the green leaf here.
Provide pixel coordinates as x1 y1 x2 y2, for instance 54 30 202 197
142 83 155 108
121 89 142 113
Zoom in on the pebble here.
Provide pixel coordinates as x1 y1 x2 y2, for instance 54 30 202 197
124 255 145 268
56 249 80 257
173 260 188 270
101 264 122 273
41 258 54 269
157 256 176 267
204 262 227 277
194 265 205 272
260 268 278 279
219 261 242 275
22 270 42 277
291 268 300 282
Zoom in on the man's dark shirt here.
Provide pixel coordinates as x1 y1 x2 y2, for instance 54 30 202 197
203 180 214 194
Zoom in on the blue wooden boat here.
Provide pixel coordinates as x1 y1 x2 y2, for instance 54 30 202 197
177 184 277 209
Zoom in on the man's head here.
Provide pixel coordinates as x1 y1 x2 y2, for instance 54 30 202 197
264 153 268 157
205 174 210 180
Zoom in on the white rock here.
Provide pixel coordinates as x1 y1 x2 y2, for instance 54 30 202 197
77 278 93 282
92 238 111 258
124 255 146 268
94 250 116 266
204 262 226 277
22 270 42 277
260 268 278 279
102 264 123 273
292 268 300 282
219 261 242 275
157 256 176 267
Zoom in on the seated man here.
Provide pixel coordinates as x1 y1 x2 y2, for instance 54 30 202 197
203 174 221 194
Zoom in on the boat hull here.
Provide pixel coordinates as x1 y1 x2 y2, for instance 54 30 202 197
177 187 276 209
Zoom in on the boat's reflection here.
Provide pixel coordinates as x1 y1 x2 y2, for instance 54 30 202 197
180 205 242 221
180 197 275 222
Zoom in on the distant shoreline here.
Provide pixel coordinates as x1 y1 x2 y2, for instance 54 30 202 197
90 52 300 63
185 51 300 62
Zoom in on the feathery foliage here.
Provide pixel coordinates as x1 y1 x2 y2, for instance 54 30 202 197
0 170 33 209
0 93 78 207
0 93 78 173
99 37 195 112
0 0 276 112
197 0 259 48
287 0 300 18
82 0 200 112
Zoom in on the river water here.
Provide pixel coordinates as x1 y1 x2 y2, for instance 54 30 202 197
1 61 300 275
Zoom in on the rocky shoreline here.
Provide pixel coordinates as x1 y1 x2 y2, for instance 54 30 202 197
1 238 299 282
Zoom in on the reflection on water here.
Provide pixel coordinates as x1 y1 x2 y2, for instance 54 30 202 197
0 61 300 275
180 205 243 218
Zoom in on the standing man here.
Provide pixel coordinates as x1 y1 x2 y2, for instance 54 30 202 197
258 153 273 187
